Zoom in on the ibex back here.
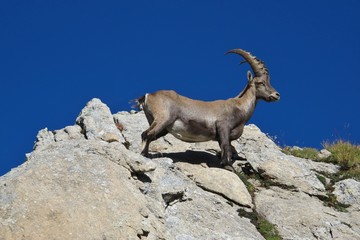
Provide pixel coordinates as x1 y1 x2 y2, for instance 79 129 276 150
137 49 280 166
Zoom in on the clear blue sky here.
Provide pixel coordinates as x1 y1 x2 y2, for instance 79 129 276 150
1 1 359 176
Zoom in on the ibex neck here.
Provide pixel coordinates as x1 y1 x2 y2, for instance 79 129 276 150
235 85 257 123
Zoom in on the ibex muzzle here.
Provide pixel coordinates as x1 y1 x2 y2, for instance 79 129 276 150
137 49 279 166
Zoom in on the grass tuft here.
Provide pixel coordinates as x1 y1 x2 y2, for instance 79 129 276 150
257 216 282 240
237 208 282 240
282 147 320 160
323 140 360 171
283 140 360 181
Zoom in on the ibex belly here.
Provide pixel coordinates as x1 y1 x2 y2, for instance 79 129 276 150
167 119 214 142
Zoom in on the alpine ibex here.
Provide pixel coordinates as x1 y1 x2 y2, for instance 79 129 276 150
137 49 280 166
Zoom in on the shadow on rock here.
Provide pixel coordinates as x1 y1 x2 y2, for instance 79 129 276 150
149 150 222 168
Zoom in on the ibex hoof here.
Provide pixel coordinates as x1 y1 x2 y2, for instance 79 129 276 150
220 159 233 167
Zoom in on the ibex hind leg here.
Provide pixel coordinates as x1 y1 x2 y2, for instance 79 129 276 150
140 119 171 157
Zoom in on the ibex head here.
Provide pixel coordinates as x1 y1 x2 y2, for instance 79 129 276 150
227 49 280 102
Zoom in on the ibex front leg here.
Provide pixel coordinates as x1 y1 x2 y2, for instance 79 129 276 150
216 121 233 166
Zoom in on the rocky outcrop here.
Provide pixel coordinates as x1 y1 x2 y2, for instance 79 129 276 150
1 98 359 240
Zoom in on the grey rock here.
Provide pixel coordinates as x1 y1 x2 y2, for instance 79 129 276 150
0 139 263 240
257 157 326 195
137 157 263 239
1 104 265 240
113 111 147 153
111 110 360 239
33 125 85 153
318 149 332 159
76 98 125 143
176 162 253 208
231 124 340 195
54 125 84 142
255 187 360 240
163 195 263 240
233 124 282 171
3 100 360 240
0 140 168 240
33 127 55 150
333 179 360 210
301 157 339 175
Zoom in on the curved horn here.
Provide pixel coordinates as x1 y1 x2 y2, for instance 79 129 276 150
226 49 268 77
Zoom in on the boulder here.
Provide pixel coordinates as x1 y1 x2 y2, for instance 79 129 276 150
76 98 125 143
318 149 332 159
333 179 360 210
176 162 253 207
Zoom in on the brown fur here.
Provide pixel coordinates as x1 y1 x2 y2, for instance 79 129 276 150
138 49 280 166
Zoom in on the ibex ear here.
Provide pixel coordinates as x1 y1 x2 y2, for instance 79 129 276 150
247 71 254 82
